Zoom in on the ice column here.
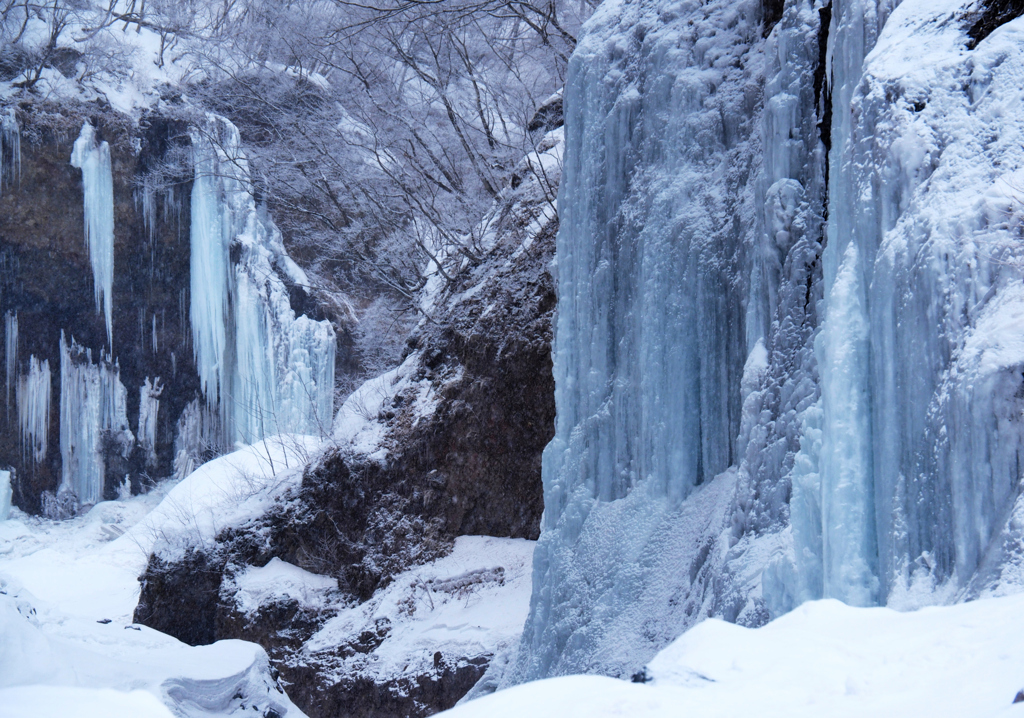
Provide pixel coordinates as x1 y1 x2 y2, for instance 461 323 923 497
59 333 132 505
17 356 50 466
0 106 20 193
70 122 115 349
188 114 336 447
811 0 899 606
138 377 162 468
5 311 16 412
0 469 11 521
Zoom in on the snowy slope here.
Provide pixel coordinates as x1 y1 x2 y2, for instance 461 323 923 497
448 593 1024 718
0 439 317 717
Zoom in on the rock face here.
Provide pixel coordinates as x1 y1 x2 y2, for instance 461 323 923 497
133 127 561 717
0 101 198 512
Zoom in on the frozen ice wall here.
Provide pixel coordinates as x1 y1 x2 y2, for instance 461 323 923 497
508 0 822 682
59 333 132 506
512 0 1024 686
777 0 1024 608
70 122 115 349
189 115 335 447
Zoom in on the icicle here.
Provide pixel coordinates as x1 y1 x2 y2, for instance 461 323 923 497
17 356 50 466
70 122 115 349
152 314 158 353
0 107 20 193
59 333 132 506
138 377 162 468
5 311 17 414
0 469 11 521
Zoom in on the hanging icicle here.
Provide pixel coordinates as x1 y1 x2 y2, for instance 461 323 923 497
70 122 115 349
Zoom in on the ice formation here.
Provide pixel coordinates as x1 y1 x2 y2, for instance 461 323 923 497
512 0 1024 684
5 311 16 413
59 333 132 506
138 378 162 469
0 469 10 521
17 356 51 466
70 122 115 349
188 115 335 448
0 106 19 192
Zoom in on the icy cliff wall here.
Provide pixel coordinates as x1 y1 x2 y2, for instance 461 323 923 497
0 105 336 511
510 0 1024 683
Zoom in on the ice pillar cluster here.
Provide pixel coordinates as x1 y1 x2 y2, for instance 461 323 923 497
189 115 335 447
59 333 132 506
18 356 51 466
70 122 115 348
513 0 1024 684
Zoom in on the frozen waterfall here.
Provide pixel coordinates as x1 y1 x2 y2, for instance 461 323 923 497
70 122 115 349
512 0 1024 686
189 115 335 447
59 333 132 506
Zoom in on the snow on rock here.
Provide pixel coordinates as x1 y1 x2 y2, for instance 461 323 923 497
229 558 340 617
448 593 1024 718
128 435 321 562
302 536 535 687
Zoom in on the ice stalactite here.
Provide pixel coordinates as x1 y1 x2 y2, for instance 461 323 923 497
138 377 162 469
188 115 336 448
5 311 17 414
70 122 115 349
17 356 50 466
0 106 20 193
59 333 132 506
0 469 10 521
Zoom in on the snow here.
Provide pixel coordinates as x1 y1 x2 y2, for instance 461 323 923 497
303 536 535 686
70 121 115 350
230 558 340 617
0 440 316 717
449 593 1024 718
0 686 175 718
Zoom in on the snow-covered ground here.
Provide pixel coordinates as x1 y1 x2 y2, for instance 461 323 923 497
447 593 1024 717
0 438 317 717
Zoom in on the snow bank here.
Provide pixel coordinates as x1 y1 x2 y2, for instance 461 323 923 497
448 593 1024 717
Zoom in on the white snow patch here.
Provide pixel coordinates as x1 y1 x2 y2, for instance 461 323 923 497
445 593 1024 717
